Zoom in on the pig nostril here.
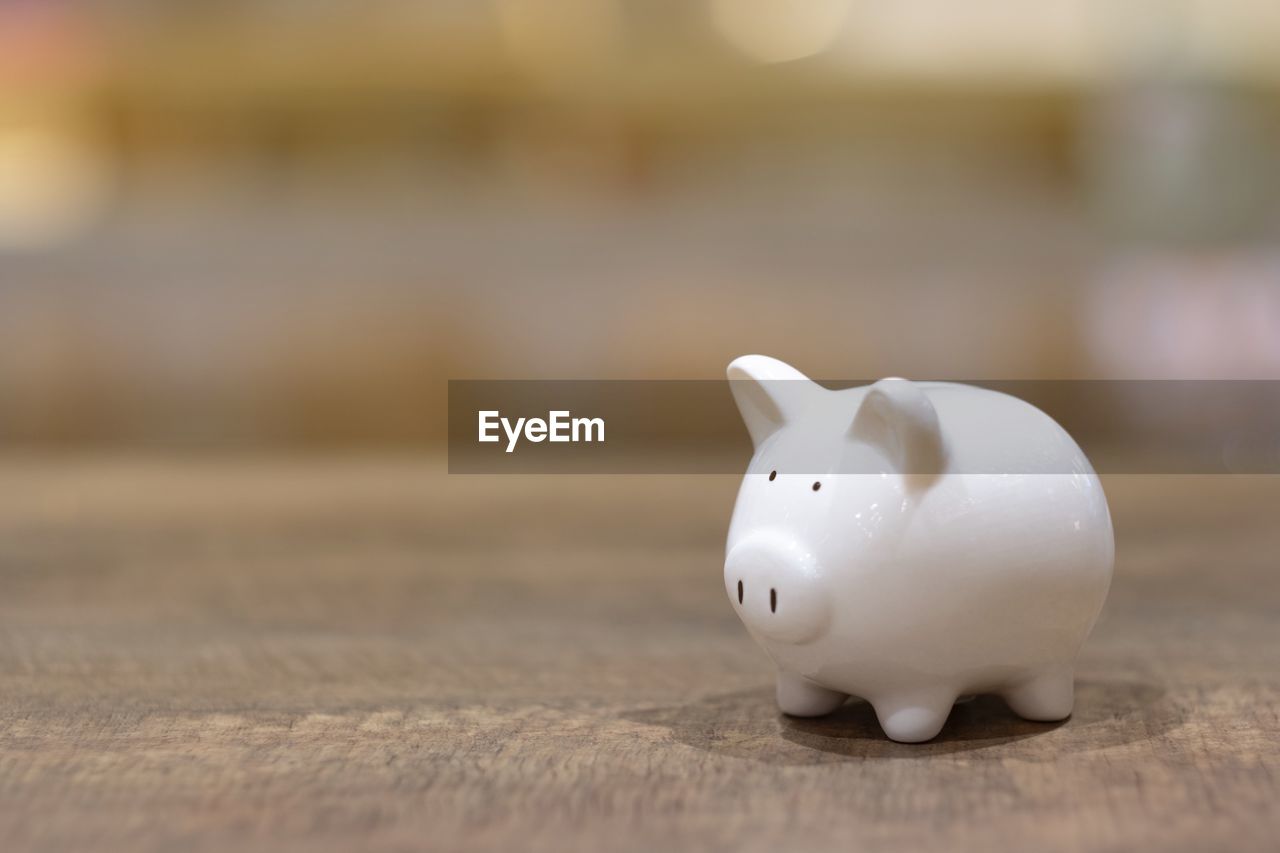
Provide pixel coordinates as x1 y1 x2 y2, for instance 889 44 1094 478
737 579 743 604
770 588 777 613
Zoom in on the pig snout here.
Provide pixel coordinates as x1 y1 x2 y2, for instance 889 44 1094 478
725 533 830 644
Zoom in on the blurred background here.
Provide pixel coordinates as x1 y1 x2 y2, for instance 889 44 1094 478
2 0 1280 448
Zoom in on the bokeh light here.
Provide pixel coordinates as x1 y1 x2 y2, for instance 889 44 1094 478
710 0 849 64
0 123 110 251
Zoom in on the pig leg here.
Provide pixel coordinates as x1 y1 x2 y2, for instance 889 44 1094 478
776 670 847 717
871 689 956 743
1002 666 1074 721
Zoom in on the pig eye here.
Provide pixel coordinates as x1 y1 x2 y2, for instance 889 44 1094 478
768 470 777 481
812 481 821 491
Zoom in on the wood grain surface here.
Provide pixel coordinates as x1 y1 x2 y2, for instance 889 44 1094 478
1 457 1277 852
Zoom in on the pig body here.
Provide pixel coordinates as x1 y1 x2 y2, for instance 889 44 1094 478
725 356 1114 742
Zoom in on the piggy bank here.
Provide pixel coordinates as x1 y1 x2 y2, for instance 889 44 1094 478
725 355 1114 742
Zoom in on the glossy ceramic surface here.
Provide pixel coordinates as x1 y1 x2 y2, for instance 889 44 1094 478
725 355 1115 742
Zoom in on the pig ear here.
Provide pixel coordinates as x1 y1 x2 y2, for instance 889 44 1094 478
849 378 945 476
727 355 817 448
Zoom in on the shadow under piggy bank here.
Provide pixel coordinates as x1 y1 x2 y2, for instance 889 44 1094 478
624 679 1174 765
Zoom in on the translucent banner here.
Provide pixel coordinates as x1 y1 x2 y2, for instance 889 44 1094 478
448 380 1280 474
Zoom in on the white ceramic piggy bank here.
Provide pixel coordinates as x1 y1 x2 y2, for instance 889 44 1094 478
725 355 1114 742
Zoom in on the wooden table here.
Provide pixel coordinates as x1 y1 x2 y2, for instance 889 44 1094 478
1 458 1277 851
